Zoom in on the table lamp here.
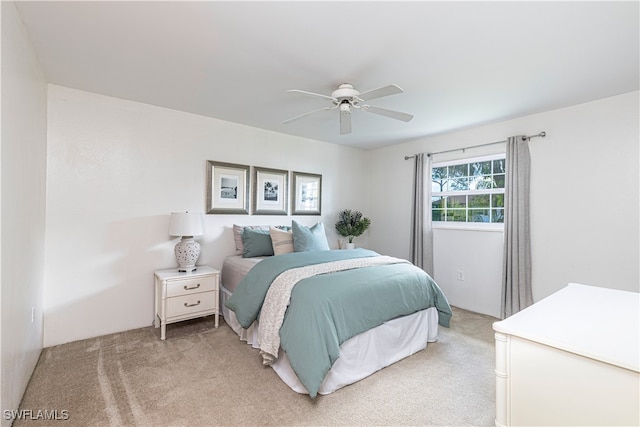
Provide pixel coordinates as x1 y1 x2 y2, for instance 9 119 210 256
169 212 204 272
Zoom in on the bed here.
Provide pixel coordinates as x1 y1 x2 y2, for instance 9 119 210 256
220 222 452 398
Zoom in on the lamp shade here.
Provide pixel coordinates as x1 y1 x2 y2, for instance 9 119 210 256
169 212 204 237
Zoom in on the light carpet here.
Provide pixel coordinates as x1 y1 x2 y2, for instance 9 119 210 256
16 307 498 426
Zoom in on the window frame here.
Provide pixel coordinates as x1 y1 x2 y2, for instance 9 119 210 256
431 153 505 231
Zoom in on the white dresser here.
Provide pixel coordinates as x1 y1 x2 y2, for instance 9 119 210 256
493 283 639 427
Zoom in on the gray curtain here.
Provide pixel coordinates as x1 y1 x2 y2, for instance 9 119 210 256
501 136 533 318
410 153 434 275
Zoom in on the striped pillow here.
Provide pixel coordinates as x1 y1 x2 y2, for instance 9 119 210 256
269 226 294 255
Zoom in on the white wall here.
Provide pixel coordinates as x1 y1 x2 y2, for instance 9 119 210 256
432 228 504 317
0 1 48 421
44 85 370 347
369 92 639 317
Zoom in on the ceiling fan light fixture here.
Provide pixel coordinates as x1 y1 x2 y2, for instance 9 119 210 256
284 83 412 134
332 83 359 100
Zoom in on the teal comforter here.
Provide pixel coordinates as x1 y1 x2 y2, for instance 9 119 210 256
225 249 452 397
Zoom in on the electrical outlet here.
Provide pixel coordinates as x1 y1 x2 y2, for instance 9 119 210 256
457 270 465 281
31 306 35 323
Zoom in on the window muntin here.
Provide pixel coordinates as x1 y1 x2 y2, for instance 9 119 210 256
432 155 505 224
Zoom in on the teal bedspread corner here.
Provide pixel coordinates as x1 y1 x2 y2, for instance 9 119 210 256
437 299 452 328
432 281 452 328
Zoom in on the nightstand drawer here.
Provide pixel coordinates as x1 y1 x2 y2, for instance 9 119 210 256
166 292 215 318
166 276 215 297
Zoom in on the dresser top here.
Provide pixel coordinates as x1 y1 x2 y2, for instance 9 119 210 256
154 265 219 280
493 283 639 372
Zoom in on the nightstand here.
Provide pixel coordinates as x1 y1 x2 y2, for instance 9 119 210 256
154 266 220 340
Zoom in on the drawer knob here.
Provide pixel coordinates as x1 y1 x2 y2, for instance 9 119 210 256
184 283 201 290
184 300 201 307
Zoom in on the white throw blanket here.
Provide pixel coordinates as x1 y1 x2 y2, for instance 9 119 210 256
258 255 408 364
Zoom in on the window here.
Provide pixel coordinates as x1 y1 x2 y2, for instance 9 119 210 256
432 154 505 224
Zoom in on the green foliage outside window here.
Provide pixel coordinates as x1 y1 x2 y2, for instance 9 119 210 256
432 156 505 224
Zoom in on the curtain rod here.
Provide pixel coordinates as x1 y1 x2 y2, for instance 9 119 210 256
404 131 546 160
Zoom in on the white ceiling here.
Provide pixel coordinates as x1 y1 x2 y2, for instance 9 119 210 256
14 1 639 150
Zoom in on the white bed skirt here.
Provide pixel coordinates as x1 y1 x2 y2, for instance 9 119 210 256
221 285 439 395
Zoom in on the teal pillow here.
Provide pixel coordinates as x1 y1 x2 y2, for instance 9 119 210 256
241 228 274 257
292 221 330 252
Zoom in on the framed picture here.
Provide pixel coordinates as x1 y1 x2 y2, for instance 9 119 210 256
292 171 322 215
206 161 250 214
252 167 288 215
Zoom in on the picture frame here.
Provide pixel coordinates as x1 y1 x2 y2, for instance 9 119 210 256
206 161 250 214
292 171 322 215
252 166 288 215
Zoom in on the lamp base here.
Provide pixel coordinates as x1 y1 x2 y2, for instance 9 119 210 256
175 237 200 273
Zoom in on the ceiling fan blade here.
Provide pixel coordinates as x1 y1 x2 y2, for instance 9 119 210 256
363 105 414 122
286 89 336 102
357 84 403 101
282 106 331 124
340 108 352 135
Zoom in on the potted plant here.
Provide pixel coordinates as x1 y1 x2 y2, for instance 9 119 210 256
335 209 371 249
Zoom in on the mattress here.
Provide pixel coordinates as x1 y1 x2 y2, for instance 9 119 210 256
221 255 263 293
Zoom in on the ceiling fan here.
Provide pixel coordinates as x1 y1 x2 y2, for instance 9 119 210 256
283 83 414 135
